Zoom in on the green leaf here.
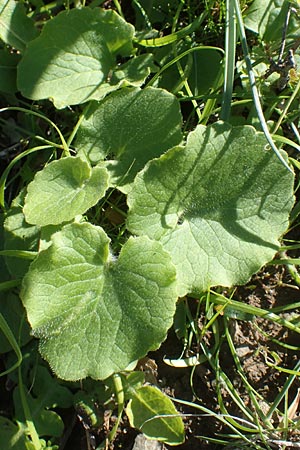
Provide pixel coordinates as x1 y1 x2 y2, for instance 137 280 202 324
0 213 11 282
4 189 40 278
156 46 223 97
21 222 177 380
244 0 300 43
0 0 38 52
23 156 109 226
127 122 295 296
17 7 135 108
0 292 31 353
30 366 73 408
126 385 184 445
67 53 155 109
0 50 20 93
76 87 183 191
12 365 72 439
13 386 64 437
0 416 33 450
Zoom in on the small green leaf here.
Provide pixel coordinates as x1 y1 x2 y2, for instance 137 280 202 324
23 157 109 226
21 223 177 380
17 7 135 108
0 0 38 52
76 87 183 191
127 122 295 296
126 385 185 445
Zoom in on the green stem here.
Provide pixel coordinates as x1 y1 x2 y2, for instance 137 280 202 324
220 0 236 121
0 107 70 156
0 313 22 377
18 366 42 450
233 0 293 173
107 374 124 443
0 145 53 209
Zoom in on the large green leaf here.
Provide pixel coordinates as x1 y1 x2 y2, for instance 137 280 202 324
0 0 38 52
21 223 177 380
76 87 183 191
127 122 294 296
126 385 184 445
23 156 109 226
17 7 135 108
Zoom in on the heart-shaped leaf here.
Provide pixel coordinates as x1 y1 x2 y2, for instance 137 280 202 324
127 122 295 296
17 7 135 108
21 223 177 380
23 156 109 226
76 87 183 191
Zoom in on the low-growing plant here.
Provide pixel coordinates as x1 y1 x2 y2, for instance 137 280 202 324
1 0 300 449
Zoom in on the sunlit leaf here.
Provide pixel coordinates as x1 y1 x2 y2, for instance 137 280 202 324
23 157 109 226
126 385 184 445
21 223 177 380
76 87 183 191
127 122 294 296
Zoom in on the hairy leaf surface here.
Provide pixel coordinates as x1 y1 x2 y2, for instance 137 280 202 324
17 7 135 108
127 122 294 296
76 87 183 191
23 156 109 226
21 223 177 380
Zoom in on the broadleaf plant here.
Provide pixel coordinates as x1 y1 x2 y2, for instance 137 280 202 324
0 0 38 52
17 7 154 108
21 223 177 380
127 121 295 296
126 385 185 445
23 156 109 226
1 1 299 447
76 86 183 191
